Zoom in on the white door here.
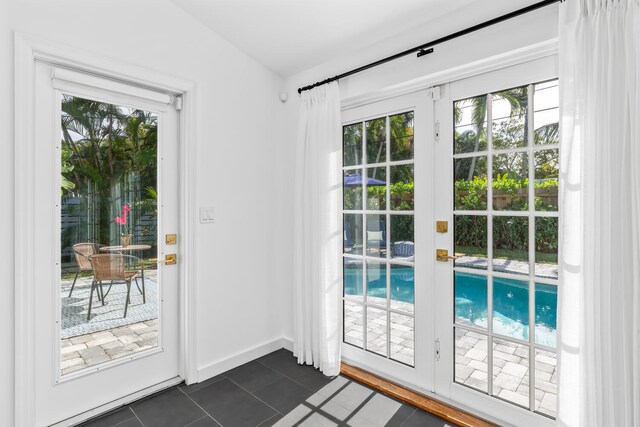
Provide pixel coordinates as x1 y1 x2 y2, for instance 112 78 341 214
33 62 181 426
340 91 436 392
433 57 559 427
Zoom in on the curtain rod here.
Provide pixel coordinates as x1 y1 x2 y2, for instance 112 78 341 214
297 0 562 94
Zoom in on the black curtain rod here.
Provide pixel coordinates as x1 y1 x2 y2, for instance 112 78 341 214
297 0 561 94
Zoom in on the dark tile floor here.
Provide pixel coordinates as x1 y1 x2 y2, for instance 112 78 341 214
79 348 456 427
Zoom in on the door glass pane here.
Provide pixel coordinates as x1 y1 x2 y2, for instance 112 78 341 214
534 81 559 146
535 349 558 417
366 214 386 258
454 96 487 154
344 170 363 210
492 338 529 408
390 112 414 161
366 261 387 303
493 277 529 341
493 152 528 211
492 86 528 150
390 264 414 313
390 165 413 210
455 328 488 393
493 216 529 275
344 301 364 349
343 214 362 255
366 118 386 164
535 283 557 347
454 156 487 210
343 123 363 167
60 95 158 376
390 313 414 366
366 307 387 356
390 215 414 261
367 167 386 210
455 272 488 329
454 215 487 270
535 217 558 279
343 258 363 302
534 149 559 211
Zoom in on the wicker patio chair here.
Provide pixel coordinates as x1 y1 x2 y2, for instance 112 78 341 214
69 243 103 298
87 254 143 320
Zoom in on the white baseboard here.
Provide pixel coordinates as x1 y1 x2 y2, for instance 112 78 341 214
282 336 293 351
195 337 288 384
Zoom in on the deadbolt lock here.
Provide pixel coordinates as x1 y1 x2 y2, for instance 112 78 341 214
166 234 177 245
436 221 448 233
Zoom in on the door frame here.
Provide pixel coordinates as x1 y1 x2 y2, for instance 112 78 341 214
14 33 198 426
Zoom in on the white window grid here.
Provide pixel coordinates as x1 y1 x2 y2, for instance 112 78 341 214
342 112 416 366
452 80 559 416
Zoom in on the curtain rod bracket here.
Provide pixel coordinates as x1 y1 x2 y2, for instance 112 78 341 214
417 48 434 58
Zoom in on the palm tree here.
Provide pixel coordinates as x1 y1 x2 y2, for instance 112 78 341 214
456 87 528 180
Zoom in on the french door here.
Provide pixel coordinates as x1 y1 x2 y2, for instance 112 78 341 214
434 57 559 427
341 56 559 427
32 62 181 426
341 91 435 392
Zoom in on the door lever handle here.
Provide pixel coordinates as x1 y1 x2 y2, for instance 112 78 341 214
153 254 177 265
436 249 465 262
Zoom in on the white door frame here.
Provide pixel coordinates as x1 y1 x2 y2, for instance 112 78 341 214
14 33 198 426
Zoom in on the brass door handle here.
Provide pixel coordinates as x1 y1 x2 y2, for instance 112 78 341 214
153 254 177 265
436 249 465 262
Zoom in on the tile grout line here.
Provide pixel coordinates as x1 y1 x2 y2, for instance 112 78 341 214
177 386 224 427
255 358 335 395
127 405 146 427
183 415 213 427
225 376 283 418
396 407 417 427
291 380 359 427
339 387 378 425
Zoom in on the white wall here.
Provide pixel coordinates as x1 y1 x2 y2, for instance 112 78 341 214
0 1 286 425
278 4 560 340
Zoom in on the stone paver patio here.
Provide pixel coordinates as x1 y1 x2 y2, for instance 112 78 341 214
60 318 158 375
344 298 414 366
455 328 557 417
59 271 159 376
344 299 557 418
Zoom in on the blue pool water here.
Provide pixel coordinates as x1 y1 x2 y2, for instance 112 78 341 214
343 266 557 347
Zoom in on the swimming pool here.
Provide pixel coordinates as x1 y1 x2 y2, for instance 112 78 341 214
343 265 557 347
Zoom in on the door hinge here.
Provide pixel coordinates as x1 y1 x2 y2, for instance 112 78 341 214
435 121 440 142
174 96 183 111
435 338 441 361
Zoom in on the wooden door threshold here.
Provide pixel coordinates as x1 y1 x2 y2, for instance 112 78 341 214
340 363 498 427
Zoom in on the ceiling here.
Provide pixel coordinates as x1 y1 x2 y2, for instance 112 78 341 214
170 0 541 77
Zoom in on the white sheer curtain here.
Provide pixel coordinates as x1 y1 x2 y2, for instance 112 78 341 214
292 82 342 376
558 1 640 426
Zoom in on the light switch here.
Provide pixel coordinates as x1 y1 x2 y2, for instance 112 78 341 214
200 207 215 224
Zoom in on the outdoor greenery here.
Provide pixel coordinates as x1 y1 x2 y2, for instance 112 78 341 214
343 85 559 263
60 95 158 261
454 86 559 262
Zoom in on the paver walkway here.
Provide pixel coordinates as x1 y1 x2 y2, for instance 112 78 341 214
60 319 158 375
